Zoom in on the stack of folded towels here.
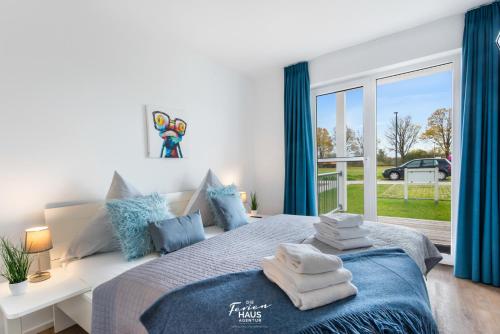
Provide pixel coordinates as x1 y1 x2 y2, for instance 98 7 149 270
261 243 357 311
314 212 373 250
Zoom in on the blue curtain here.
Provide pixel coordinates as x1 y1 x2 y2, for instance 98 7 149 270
284 62 317 216
455 1 500 286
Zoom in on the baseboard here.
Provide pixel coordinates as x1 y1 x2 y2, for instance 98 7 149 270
440 252 454 265
23 319 53 334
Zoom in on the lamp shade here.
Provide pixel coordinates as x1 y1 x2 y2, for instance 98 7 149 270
239 191 248 203
25 226 53 254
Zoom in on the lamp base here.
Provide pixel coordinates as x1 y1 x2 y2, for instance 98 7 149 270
29 271 51 283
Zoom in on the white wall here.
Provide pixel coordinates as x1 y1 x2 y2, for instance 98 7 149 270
253 14 464 215
253 69 284 214
0 2 255 238
309 15 464 86
0 2 255 332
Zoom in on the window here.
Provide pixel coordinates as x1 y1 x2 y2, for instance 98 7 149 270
316 87 364 159
405 160 421 168
316 86 365 214
313 56 460 264
376 64 454 255
421 159 438 168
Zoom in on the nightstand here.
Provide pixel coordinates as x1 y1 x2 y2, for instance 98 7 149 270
0 268 90 334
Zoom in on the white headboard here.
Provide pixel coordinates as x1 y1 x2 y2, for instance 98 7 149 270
44 190 194 262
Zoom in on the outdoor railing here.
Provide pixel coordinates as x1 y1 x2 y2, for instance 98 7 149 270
317 172 341 214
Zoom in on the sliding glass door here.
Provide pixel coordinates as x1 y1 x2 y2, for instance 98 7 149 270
376 64 454 254
312 55 461 263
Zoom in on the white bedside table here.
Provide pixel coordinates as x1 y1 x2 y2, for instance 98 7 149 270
0 267 90 334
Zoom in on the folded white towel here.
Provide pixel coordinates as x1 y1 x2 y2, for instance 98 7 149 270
275 243 342 274
320 213 363 228
261 256 352 292
314 223 369 240
320 219 362 229
315 233 373 250
262 260 358 311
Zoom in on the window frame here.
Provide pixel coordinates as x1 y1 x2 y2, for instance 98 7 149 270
311 51 461 265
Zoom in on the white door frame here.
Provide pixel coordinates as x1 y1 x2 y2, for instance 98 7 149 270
312 51 461 265
312 78 377 221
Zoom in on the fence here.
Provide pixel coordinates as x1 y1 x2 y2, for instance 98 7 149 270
317 172 341 214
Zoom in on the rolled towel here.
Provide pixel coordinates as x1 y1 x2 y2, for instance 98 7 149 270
315 233 373 250
262 260 358 311
320 213 363 228
262 256 352 292
276 243 342 274
314 223 369 240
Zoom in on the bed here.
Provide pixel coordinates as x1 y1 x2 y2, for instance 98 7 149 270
45 191 441 334
44 190 227 332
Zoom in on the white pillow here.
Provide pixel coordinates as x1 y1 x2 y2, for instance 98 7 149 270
64 171 142 260
183 169 222 227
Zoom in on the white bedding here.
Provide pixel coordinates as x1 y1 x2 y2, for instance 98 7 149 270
64 225 225 300
204 225 224 238
64 252 158 300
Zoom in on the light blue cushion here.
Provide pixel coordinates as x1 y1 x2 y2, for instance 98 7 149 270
206 185 248 231
148 210 206 254
106 193 172 260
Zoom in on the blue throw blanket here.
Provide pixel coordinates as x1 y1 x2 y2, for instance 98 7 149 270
141 248 438 334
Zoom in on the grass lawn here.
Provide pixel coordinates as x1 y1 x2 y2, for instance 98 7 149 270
318 188 338 214
379 184 451 201
319 184 451 221
318 166 389 181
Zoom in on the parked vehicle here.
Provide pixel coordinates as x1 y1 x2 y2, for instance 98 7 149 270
382 158 451 181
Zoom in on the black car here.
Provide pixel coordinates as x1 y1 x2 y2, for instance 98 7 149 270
382 158 451 181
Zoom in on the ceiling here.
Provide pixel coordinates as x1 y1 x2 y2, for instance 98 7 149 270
103 0 490 76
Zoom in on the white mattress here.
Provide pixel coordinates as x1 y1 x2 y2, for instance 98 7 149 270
64 225 225 300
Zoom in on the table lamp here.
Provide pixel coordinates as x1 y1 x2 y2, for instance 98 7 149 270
24 226 53 283
239 191 248 211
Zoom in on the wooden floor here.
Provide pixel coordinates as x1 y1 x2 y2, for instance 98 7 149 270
379 216 451 246
39 265 500 334
39 326 86 334
427 264 500 334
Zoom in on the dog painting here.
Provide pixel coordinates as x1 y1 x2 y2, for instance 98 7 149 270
146 107 187 158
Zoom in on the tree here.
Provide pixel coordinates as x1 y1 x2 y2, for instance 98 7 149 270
316 128 333 159
331 126 363 156
377 148 391 165
385 115 421 162
346 127 363 156
421 108 452 157
405 149 432 162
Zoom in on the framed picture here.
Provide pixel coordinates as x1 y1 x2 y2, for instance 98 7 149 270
146 106 187 159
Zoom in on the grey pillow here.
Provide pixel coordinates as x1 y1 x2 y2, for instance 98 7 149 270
183 169 223 227
206 185 248 231
148 210 206 254
106 171 142 200
64 171 142 260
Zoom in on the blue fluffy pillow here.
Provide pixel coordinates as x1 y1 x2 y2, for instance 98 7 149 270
106 193 172 260
206 185 248 231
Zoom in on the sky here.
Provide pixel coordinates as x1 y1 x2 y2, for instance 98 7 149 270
316 70 453 156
